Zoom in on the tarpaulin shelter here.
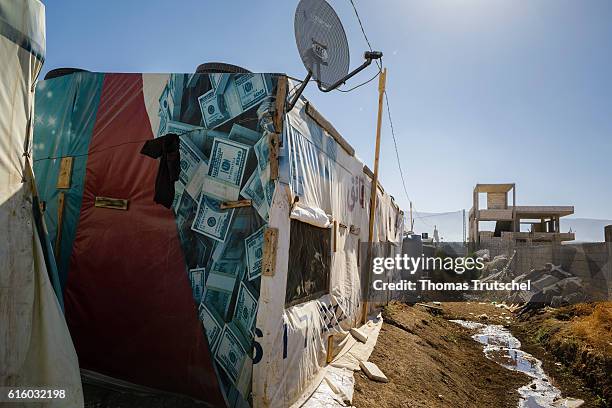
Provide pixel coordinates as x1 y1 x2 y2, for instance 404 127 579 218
0 0 83 406
32 70 404 407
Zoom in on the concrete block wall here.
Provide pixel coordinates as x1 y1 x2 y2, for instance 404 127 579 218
478 238 611 300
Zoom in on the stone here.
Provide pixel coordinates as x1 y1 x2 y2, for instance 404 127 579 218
350 327 368 343
359 361 389 383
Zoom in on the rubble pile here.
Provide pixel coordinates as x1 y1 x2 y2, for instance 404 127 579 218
478 258 590 313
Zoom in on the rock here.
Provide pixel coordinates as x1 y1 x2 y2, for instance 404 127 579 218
552 397 584 407
359 361 389 383
531 274 561 291
475 249 490 261
350 327 368 343
478 314 489 320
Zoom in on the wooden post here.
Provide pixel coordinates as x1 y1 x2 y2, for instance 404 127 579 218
362 68 387 324
333 220 338 252
262 228 279 277
326 335 334 364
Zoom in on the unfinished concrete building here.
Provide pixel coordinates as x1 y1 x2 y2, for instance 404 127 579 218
469 183 574 247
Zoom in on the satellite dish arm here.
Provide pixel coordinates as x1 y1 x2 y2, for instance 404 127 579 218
285 51 383 112
318 51 382 93
286 71 312 112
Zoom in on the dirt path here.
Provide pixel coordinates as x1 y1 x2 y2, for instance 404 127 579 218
353 302 528 408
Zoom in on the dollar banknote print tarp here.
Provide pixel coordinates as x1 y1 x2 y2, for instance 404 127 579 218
0 1 84 406
32 72 404 407
33 71 283 407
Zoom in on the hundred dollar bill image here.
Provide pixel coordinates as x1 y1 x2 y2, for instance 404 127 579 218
210 73 230 95
198 301 223 352
234 73 270 111
211 230 245 263
228 123 261 146
205 260 240 319
191 194 234 242
245 226 265 281
198 88 229 129
253 133 277 205
209 259 243 281
189 267 206 304
233 282 258 337
185 160 209 199
172 181 185 213
157 108 169 137
215 324 248 385
203 286 232 322
178 136 204 187
203 138 249 202
166 120 203 136
240 169 269 221
253 132 270 179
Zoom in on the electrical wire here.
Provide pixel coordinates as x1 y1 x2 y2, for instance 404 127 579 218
383 90 410 204
347 0 382 70
32 127 205 163
336 70 380 92
347 0 440 230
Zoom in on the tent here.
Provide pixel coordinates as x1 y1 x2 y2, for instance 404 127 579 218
32 70 404 407
0 1 83 406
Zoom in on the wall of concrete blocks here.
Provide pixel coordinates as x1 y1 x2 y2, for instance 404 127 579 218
555 243 611 300
478 238 611 300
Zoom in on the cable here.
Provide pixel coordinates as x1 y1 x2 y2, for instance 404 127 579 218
348 0 434 230
32 127 205 163
414 210 463 219
347 0 382 70
336 70 380 92
383 90 412 204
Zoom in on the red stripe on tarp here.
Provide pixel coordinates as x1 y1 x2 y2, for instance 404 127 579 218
64 73 224 405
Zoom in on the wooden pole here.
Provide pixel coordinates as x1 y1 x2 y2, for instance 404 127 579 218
362 68 387 324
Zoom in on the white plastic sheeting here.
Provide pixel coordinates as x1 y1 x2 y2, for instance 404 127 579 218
289 202 331 229
301 315 384 407
253 96 403 407
0 1 83 406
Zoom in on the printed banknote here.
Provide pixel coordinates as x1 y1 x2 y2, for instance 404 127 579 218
245 226 265 281
203 138 249 202
191 194 234 242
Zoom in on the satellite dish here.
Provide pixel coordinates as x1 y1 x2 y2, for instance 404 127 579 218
295 0 350 88
287 0 382 111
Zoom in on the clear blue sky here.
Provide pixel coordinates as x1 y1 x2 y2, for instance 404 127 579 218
42 0 612 220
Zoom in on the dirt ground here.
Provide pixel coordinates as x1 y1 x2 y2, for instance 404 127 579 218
444 301 608 407
82 301 610 407
353 302 528 408
512 302 611 407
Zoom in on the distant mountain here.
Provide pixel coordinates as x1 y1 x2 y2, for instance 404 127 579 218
409 212 611 243
562 218 612 242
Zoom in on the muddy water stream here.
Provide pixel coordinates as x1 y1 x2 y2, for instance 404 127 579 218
450 320 583 408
